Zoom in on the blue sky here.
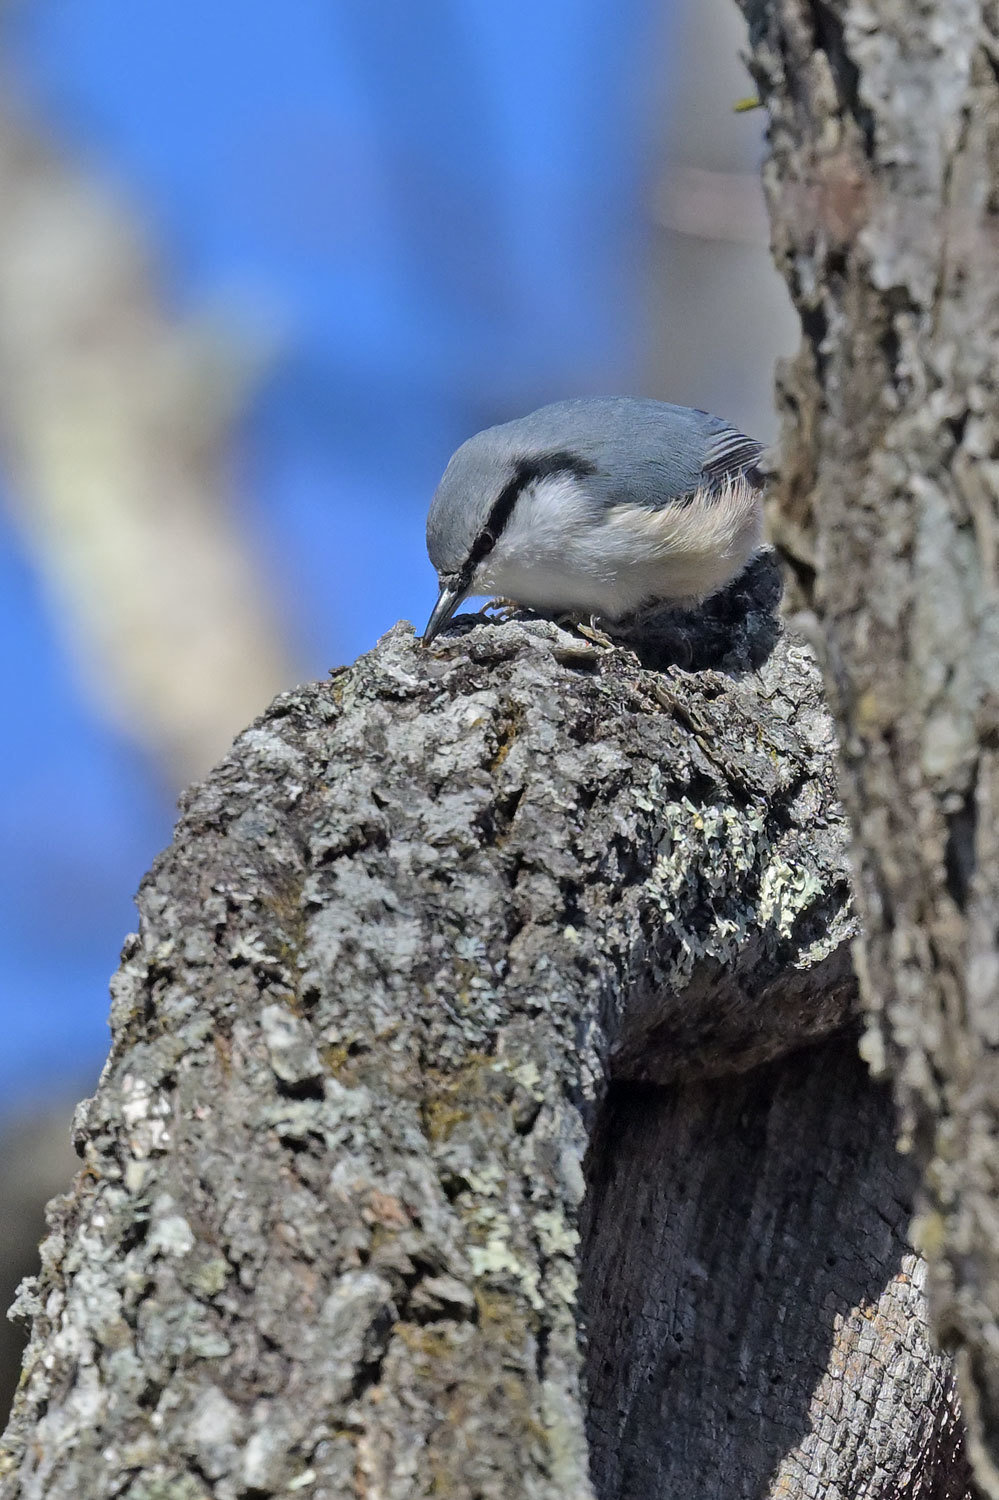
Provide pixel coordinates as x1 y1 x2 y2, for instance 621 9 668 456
0 0 666 1113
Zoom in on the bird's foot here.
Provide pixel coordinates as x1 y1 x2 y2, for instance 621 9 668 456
482 597 525 623
575 617 617 650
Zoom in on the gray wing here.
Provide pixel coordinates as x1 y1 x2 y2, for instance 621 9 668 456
462 397 765 512
700 422 765 493
516 399 765 500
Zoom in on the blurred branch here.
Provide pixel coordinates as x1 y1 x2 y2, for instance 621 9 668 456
651 165 770 246
0 100 295 783
0 1103 77 1429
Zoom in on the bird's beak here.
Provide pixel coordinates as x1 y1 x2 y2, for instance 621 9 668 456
422 579 468 645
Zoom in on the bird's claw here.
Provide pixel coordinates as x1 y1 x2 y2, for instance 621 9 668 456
575 618 617 650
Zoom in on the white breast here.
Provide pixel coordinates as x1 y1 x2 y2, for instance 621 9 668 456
475 473 763 618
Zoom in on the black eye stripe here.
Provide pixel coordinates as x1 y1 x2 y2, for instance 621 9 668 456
458 450 596 586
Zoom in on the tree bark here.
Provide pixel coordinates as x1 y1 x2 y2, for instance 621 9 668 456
738 1 999 1490
3 1 997 1488
0 563 976 1497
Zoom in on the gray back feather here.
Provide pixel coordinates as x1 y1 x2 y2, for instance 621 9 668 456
426 397 762 576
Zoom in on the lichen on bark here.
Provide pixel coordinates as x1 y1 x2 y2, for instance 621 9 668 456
0 557 973 1497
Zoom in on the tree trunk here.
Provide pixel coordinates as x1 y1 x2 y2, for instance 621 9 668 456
0 565 976 1497
738 1 999 1490
5 0 999 1488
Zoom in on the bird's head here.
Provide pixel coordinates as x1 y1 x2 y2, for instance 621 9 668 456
422 424 597 643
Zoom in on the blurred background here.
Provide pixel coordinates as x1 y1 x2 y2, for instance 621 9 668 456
0 0 795 1416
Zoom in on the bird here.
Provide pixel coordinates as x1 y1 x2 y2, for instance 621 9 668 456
421 397 765 645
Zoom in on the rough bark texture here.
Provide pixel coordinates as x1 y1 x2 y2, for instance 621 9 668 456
584 1041 969 1500
739 1 999 1490
0 560 975 1496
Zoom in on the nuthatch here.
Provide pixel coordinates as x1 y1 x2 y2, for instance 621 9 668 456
422 397 764 645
